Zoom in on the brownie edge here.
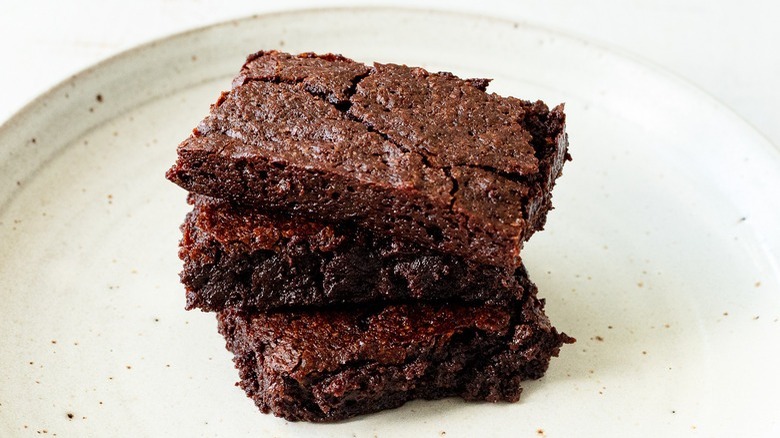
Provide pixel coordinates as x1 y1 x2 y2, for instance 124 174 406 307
217 285 573 422
180 194 524 311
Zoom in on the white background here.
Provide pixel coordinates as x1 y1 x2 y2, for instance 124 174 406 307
1 0 779 148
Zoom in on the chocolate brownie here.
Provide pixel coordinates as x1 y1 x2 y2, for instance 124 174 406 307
217 279 573 422
180 194 523 311
166 51 569 269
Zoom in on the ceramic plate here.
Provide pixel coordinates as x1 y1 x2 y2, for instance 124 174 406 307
1 7 778 437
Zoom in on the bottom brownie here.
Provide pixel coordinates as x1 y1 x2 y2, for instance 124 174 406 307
217 282 573 422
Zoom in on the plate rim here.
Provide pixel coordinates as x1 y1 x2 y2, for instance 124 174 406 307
1 5 778 159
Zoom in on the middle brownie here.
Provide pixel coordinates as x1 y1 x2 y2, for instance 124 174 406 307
180 194 523 311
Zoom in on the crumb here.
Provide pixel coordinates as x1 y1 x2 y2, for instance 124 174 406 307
642 351 647 355
89 107 94 112
16 181 21 186
67 413 74 419
723 312 728 316
594 335 604 341
664 324 670 328
755 281 761 288
637 282 644 288
31 138 37 143
51 340 57 344
440 432 446 436
753 316 760 320
154 318 160 322
96 94 103 103
279 40 285 47
537 429 544 436
125 365 132 370
607 325 613 329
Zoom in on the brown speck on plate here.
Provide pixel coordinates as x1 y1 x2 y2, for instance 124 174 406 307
96 94 103 103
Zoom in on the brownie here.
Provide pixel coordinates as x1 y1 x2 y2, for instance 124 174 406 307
217 278 573 422
166 51 569 269
180 194 524 311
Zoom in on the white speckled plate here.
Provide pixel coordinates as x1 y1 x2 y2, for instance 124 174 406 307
1 7 779 438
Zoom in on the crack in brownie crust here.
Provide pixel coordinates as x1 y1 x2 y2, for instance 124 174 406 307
217 277 573 422
167 50 569 269
180 194 525 311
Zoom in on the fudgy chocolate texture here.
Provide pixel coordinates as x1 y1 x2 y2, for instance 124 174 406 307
166 51 569 269
217 276 574 421
180 194 523 311
217 281 573 422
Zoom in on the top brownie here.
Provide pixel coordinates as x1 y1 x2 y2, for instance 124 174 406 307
166 51 569 268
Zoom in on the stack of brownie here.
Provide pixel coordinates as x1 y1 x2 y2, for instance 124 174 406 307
166 51 574 422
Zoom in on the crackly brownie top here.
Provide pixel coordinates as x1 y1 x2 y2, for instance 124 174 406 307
191 50 559 226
